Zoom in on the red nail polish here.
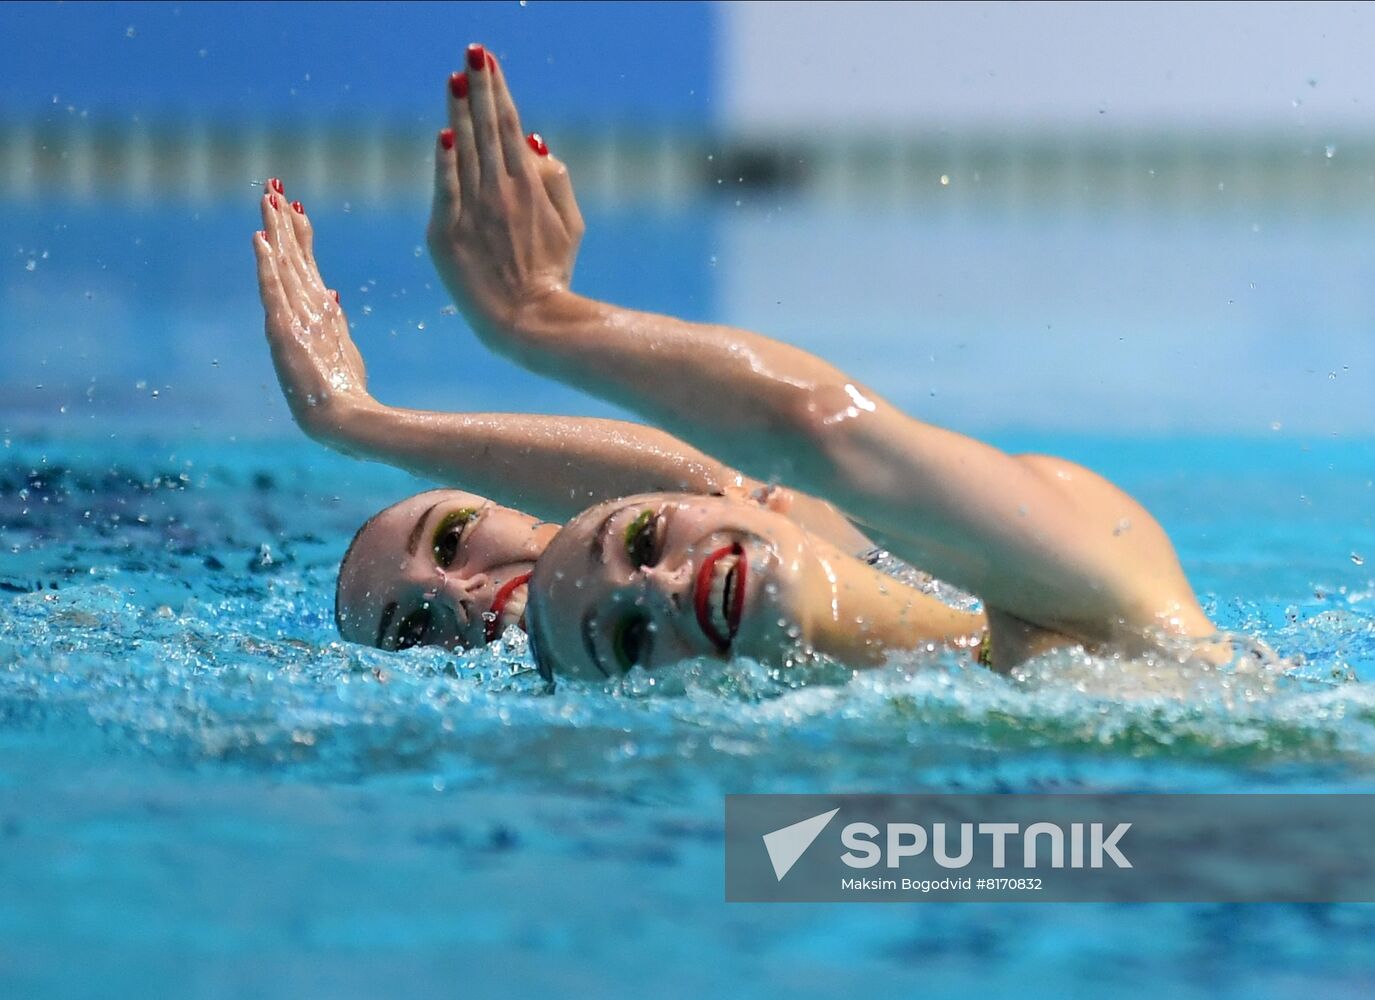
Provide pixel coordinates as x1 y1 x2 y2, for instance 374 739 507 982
449 71 468 99
291 200 304 214
269 178 284 195
467 44 485 71
331 290 340 304
486 51 496 72
440 128 455 151
526 132 548 157
269 195 280 210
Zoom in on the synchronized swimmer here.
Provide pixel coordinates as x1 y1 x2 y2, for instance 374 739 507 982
255 43 1227 682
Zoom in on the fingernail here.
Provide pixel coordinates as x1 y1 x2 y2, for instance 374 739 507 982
526 132 548 157
467 44 485 71
440 128 455 151
331 290 340 304
449 71 468 99
269 195 280 210
291 200 304 214
258 230 267 241
486 51 496 72
269 178 284 195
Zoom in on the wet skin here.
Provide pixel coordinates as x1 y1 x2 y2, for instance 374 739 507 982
528 492 983 681
263 43 1227 674
337 489 559 651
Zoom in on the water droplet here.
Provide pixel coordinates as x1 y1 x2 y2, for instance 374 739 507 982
124 25 136 38
1353 553 1365 566
939 174 950 186
24 259 36 272
1326 144 1337 158
413 246 423 257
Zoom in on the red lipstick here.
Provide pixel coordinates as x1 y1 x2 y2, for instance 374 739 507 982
485 572 532 643
693 543 747 653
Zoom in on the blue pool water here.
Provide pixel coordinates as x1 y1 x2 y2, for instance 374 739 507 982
3 203 1375 997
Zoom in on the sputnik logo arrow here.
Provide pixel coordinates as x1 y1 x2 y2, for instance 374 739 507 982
762 807 840 881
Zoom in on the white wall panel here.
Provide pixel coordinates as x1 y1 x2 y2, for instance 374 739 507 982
721 2 1375 131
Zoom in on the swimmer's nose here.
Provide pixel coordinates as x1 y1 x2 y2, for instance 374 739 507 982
641 562 693 607
426 573 489 628
436 566 491 596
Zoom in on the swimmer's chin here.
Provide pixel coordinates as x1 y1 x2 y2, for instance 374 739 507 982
723 537 815 667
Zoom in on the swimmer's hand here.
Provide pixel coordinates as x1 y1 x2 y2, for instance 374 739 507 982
253 184 370 445
427 45 584 335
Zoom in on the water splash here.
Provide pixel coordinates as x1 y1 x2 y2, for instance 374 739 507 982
3 444 1374 801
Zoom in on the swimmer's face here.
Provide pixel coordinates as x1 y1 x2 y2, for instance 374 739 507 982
336 490 559 651
527 493 831 680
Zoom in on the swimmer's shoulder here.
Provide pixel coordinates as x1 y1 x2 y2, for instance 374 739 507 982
1014 453 1117 495
1014 452 1160 527
1013 452 1207 626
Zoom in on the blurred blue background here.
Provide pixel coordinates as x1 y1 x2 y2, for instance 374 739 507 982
1 1 722 434
2 5 1375 1000
3 1 1372 439
0 1 715 123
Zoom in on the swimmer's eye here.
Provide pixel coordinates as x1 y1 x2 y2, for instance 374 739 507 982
613 614 653 673
395 605 433 650
433 507 479 568
624 509 663 569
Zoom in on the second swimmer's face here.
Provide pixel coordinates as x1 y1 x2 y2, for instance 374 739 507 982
527 493 826 680
336 490 559 651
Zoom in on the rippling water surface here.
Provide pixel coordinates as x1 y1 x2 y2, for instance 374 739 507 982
2 433 1373 997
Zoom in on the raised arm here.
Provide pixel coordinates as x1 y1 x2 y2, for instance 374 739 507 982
500 289 1193 632
435 47 1212 639
251 181 869 550
423 48 866 512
